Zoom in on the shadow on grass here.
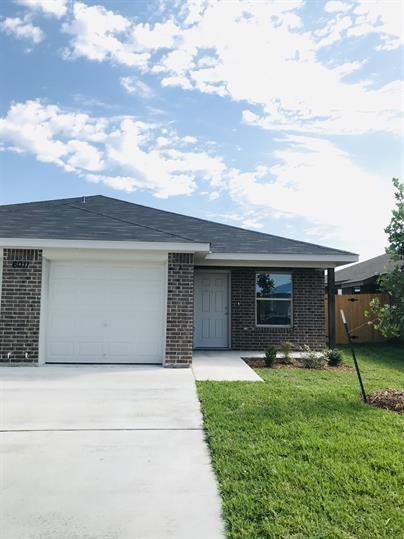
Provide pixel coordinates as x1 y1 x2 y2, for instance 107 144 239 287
339 341 404 374
228 393 385 429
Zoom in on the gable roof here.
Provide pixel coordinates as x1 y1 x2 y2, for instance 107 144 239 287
335 253 392 285
0 195 356 258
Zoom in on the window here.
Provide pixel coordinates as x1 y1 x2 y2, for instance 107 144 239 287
256 273 292 326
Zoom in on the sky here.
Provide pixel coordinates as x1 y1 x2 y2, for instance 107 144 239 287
0 0 403 260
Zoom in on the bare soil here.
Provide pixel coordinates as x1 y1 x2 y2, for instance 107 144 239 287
243 358 353 371
366 388 404 413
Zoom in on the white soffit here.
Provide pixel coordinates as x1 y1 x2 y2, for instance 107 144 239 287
0 238 210 253
196 252 358 268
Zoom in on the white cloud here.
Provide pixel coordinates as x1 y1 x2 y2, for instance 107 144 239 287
85 173 142 193
324 1 352 14
0 15 44 43
59 0 402 137
241 218 264 230
62 3 182 68
62 2 149 66
0 99 226 199
131 20 180 50
66 140 104 172
201 190 219 200
348 0 404 51
182 136 197 144
0 100 395 256
15 0 68 18
120 76 153 98
315 15 353 48
227 135 392 257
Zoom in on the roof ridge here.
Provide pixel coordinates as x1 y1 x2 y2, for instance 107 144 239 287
97 195 356 256
0 196 98 209
65 201 204 244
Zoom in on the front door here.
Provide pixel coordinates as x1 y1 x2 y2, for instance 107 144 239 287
194 272 229 348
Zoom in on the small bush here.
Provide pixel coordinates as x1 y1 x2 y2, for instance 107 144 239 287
264 345 277 368
326 348 343 367
300 345 326 369
279 341 294 364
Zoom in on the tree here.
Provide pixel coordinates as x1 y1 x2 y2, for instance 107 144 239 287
366 178 404 338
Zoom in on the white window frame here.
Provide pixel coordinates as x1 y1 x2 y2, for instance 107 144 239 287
255 271 293 328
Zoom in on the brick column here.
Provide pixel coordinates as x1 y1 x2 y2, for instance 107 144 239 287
0 249 43 362
165 253 194 367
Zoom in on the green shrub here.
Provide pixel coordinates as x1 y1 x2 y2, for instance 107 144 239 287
264 345 277 367
300 345 326 369
326 348 343 367
279 341 294 363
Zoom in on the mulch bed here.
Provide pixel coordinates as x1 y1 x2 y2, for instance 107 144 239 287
366 389 404 413
243 358 352 371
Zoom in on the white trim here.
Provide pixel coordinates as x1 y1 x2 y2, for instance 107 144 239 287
0 238 210 253
42 248 168 262
202 252 357 266
38 258 49 365
162 259 168 365
197 259 348 268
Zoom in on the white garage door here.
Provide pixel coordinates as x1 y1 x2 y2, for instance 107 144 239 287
46 261 166 364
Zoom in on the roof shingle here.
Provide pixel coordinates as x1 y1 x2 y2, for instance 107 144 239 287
0 195 356 256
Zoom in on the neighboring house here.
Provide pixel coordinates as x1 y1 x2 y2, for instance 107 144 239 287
335 254 392 294
0 196 357 366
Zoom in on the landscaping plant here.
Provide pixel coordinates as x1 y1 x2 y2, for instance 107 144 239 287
279 341 294 364
264 345 277 367
300 345 326 369
326 348 343 367
366 178 404 338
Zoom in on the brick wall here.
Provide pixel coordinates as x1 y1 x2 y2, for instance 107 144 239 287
165 253 194 367
231 267 325 350
0 249 43 362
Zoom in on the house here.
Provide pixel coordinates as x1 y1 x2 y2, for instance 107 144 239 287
335 254 392 294
0 196 357 365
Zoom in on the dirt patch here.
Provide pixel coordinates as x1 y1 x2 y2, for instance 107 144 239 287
366 389 404 413
243 358 353 371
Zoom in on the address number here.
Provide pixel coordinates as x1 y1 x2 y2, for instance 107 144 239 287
12 260 30 269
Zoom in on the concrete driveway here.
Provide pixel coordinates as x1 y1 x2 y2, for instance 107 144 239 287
0 365 224 539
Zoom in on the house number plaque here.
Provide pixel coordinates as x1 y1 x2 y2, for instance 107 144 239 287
12 260 30 269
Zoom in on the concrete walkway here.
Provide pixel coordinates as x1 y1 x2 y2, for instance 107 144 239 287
192 351 263 381
0 365 224 539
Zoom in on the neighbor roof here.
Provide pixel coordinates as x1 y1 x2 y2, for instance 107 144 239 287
0 195 355 257
335 254 392 286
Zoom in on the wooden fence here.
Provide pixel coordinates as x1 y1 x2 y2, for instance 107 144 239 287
325 293 390 345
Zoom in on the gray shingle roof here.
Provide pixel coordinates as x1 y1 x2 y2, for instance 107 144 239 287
0 195 355 256
335 254 393 285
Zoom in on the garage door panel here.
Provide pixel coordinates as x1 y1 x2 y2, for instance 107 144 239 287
78 342 104 357
47 314 76 337
48 342 75 357
46 261 166 364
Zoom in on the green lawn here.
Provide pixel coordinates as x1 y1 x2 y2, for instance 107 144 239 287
197 343 404 538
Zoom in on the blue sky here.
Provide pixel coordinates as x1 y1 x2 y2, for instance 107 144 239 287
0 0 402 259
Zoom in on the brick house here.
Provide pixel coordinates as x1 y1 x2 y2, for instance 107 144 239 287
0 196 357 366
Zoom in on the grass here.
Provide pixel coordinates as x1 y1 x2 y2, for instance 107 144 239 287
197 343 404 538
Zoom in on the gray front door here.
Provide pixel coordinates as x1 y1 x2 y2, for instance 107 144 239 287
194 272 229 348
